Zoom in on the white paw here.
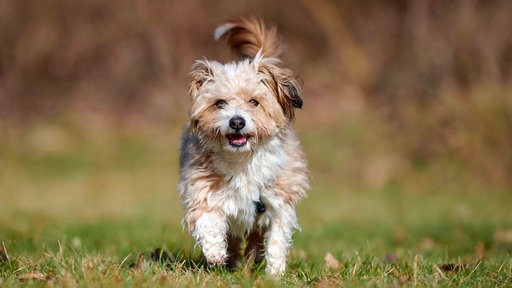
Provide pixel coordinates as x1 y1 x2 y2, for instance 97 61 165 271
266 259 286 276
193 213 229 266
204 249 228 266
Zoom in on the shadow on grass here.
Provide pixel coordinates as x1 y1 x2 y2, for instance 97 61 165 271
128 247 266 274
128 248 206 271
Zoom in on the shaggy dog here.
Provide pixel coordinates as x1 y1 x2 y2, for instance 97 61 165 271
178 16 309 276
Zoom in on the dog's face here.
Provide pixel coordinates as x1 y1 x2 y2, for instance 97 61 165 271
188 55 302 153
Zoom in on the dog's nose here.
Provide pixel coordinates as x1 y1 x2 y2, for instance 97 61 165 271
229 116 246 130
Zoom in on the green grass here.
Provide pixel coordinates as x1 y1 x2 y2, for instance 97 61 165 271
1 123 512 287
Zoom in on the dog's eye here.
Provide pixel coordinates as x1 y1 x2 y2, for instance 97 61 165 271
214 99 227 109
249 99 259 107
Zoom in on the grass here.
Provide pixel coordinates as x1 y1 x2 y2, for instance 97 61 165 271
1 120 512 287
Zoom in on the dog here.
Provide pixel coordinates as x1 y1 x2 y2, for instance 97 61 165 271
178 16 309 276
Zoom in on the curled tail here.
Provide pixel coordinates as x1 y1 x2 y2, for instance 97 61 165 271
214 16 284 59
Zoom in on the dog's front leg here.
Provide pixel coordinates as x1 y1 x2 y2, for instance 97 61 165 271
192 211 228 266
264 205 298 276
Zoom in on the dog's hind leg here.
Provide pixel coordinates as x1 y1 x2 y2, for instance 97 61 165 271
245 228 267 264
226 234 242 268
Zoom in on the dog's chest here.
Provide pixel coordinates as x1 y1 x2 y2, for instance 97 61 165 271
213 140 286 231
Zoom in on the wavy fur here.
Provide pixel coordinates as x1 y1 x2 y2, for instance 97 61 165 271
179 16 308 276
215 15 284 59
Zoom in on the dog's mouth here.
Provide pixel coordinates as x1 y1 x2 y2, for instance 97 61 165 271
227 133 250 147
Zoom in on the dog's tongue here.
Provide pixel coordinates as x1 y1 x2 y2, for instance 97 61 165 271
228 134 247 146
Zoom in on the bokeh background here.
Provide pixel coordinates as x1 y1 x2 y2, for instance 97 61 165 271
1 0 511 257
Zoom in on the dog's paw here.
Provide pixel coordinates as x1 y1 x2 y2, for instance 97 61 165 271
204 249 228 266
265 260 286 276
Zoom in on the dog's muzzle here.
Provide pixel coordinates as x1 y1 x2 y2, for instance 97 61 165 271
227 116 249 147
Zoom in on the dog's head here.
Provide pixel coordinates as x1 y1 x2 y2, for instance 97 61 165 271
188 53 302 153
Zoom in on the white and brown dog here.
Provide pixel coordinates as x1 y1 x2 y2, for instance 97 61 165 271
178 16 309 276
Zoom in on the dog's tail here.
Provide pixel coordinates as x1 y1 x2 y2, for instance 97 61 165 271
214 16 284 59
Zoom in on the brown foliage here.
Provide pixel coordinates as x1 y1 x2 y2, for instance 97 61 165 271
1 0 511 187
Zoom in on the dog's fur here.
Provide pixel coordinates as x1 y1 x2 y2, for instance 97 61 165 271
178 16 309 276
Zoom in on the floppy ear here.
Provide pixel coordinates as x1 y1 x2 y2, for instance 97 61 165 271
257 58 303 121
189 60 215 134
189 60 214 101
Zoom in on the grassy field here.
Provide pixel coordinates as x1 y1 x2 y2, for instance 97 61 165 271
1 120 511 287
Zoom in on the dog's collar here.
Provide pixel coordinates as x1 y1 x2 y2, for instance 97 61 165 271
254 200 266 214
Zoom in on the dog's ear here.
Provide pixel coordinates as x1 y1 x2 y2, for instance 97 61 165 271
189 60 215 134
189 60 214 101
257 58 303 121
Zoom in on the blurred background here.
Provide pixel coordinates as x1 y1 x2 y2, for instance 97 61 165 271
1 0 511 253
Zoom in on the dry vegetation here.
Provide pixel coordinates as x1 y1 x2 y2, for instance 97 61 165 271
2 0 511 188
